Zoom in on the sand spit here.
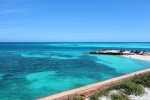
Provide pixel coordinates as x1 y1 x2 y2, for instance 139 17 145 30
90 50 150 61
122 55 150 62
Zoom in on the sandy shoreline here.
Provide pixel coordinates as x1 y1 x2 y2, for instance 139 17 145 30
122 55 150 61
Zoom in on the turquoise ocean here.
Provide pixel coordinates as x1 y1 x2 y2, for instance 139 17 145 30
0 42 150 100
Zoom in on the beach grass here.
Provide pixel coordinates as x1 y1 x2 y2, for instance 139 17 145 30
69 96 84 100
130 72 150 88
90 71 150 100
110 81 145 95
111 93 129 100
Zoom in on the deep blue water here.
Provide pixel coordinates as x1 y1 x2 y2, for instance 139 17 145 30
0 42 150 100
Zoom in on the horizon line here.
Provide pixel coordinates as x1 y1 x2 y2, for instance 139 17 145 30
0 41 150 43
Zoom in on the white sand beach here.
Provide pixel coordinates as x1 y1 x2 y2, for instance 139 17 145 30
86 88 150 100
130 88 150 100
122 55 150 62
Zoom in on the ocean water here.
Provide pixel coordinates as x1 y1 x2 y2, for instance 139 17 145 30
0 42 150 100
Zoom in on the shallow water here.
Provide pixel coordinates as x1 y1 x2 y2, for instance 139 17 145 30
0 42 150 100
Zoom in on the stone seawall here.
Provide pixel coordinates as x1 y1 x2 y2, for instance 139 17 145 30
37 68 150 100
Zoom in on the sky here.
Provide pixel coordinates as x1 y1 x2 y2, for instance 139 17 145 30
0 0 150 42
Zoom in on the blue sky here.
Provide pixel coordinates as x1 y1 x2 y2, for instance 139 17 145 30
0 0 150 42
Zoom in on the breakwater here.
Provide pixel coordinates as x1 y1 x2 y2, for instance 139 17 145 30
89 50 150 55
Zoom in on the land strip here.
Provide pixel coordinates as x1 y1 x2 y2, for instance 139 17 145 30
122 55 150 61
90 50 150 61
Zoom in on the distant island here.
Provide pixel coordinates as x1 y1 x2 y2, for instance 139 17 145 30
89 50 150 62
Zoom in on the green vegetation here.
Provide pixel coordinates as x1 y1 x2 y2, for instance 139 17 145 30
90 72 150 100
90 88 113 100
111 94 129 100
90 93 99 100
69 96 84 100
71 72 150 100
111 81 145 95
131 72 150 88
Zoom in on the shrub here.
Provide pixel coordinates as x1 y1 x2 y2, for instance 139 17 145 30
90 93 99 100
112 81 145 95
111 94 129 100
90 72 150 100
70 96 84 100
90 88 111 100
131 73 150 88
